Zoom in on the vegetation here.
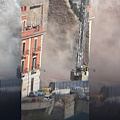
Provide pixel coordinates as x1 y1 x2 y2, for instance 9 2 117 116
69 0 80 17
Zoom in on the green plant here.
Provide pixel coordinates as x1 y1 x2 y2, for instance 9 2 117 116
69 0 80 17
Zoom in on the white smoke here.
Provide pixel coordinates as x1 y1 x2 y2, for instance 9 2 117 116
41 0 79 87
89 0 120 93
0 0 21 78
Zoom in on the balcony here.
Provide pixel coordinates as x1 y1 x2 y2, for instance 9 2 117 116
32 46 41 56
31 64 40 70
31 64 40 74
21 26 43 37
21 6 27 13
21 50 29 59
22 68 28 74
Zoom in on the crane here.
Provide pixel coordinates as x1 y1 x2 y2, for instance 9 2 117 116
70 0 88 81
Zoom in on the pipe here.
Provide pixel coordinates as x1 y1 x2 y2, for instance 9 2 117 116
83 43 88 66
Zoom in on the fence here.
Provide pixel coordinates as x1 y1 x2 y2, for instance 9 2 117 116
0 78 21 92
55 80 89 90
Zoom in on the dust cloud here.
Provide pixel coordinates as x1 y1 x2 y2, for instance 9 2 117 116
0 0 21 79
41 0 79 87
89 0 120 93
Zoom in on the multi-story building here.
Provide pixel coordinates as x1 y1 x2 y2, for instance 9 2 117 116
21 1 45 97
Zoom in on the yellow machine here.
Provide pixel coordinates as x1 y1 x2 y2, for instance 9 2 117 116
91 94 103 101
42 88 51 93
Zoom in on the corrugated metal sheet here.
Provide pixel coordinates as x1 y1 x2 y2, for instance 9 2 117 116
100 86 120 98
0 78 21 87
55 80 89 89
109 86 120 97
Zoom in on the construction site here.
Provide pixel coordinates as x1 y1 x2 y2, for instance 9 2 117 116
1 0 120 120
21 0 90 119
89 0 120 119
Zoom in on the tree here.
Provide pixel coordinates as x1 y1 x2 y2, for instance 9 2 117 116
69 0 80 17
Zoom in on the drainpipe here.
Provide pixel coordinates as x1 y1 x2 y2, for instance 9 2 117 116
27 71 29 96
83 43 88 66
88 17 95 63
27 37 31 96
39 34 43 89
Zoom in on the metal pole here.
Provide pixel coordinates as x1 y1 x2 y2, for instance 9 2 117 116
27 71 29 96
39 68 41 89
27 37 32 96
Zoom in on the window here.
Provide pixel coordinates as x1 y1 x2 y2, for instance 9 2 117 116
31 78 34 91
24 6 27 11
34 39 37 51
21 7 23 12
21 6 27 12
32 57 37 70
23 21 26 31
22 42 25 54
21 61 24 73
22 79 23 85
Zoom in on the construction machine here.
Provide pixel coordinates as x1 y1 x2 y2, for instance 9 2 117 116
70 0 89 81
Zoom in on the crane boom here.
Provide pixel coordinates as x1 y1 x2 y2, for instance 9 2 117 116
70 0 88 81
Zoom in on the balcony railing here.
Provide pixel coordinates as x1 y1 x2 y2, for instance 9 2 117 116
22 68 28 74
31 64 40 71
21 49 29 56
33 46 41 52
32 46 41 56
21 26 43 37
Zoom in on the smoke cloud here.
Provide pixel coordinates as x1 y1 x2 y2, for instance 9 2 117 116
41 0 79 87
0 0 21 79
89 0 120 93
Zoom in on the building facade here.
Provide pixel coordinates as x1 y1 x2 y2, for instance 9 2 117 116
21 1 44 97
